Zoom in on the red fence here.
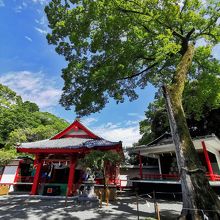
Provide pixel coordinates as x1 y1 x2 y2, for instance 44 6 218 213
206 173 220 181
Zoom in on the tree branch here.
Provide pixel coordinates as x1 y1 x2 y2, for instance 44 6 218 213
118 7 185 40
117 62 159 81
194 8 220 39
200 32 218 41
186 28 195 40
179 0 188 18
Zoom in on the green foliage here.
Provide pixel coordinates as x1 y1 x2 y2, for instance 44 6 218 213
138 75 220 145
80 150 121 187
0 84 22 108
81 150 121 172
138 97 169 145
0 149 18 165
0 83 69 149
6 125 60 148
45 0 220 116
22 101 39 113
184 73 220 120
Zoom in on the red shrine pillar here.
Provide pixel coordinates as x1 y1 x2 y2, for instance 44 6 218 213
31 155 42 195
67 157 76 196
139 151 143 179
202 141 215 181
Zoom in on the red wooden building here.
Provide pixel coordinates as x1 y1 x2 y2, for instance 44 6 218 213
129 133 220 192
16 119 123 196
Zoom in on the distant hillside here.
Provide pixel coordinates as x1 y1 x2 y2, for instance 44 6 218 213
0 83 69 149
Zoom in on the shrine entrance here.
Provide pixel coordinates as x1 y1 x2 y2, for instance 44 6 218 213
16 119 123 196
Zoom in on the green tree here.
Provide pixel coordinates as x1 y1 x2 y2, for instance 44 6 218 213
6 125 61 148
22 101 39 113
0 83 69 148
45 0 220 218
0 148 18 166
138 74 220 145
80 150 121 191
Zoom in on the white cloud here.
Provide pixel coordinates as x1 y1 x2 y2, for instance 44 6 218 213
35 27 47 35
86 120 141 147
95 122 141 147
32 0 48 5
125 120 140 126
81 117 98 126
0 0 5 7
13 1 48 13
35 16 46 26
0 71 61 109
14 1 28 13
128 112 145 121
128 112 138 116
25 36 33 42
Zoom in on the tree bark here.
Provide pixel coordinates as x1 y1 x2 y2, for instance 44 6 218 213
163 44 220 219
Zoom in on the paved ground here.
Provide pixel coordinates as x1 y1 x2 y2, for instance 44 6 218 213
0 193 182 220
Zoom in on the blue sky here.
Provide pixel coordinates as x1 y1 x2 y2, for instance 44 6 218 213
0 0 157 147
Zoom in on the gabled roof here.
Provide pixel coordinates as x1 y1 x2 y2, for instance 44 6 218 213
18 138 120 149
146 132 172 147
130 134 220 157
51 119 100 140
17 119 123 153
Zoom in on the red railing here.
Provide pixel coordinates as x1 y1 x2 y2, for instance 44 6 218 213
206 173 220 181
142 173 220 181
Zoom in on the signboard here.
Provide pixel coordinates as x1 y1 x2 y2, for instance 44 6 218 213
0 165 18 184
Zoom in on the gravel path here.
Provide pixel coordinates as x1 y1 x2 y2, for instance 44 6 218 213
0 194 182 220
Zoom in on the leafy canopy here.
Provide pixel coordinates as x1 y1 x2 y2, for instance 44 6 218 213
81 150 121 172
0 83 69 149
138 74 220 145
45 0 220 115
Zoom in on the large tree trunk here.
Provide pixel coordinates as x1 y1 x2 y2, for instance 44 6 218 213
163 44 220 219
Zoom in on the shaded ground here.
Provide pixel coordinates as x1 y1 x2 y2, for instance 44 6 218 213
0 193 182 220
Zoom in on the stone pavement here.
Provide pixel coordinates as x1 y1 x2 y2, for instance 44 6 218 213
0 194 182 220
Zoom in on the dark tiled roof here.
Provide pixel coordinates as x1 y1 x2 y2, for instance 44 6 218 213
147 132 172 147
135 133 217 150
17 138 120 149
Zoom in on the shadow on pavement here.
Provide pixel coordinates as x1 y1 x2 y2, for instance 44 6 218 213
0 194 181 219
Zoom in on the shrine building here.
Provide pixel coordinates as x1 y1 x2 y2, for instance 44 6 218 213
15 119 123 196
128 133 220 193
